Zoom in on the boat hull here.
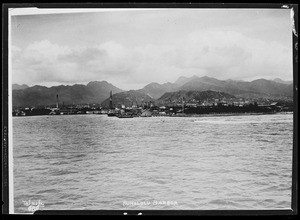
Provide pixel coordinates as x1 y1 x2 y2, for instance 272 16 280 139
107 113 116 117
117 115 133 118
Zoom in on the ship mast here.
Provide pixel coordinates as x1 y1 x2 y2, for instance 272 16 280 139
182 97 184 113
56 94 59 109
109 91 113 109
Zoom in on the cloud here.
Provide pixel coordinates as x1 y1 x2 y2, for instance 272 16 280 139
11 29 292 89
180 30 292 80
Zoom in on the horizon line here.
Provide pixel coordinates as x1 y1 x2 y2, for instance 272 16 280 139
12 75 294 90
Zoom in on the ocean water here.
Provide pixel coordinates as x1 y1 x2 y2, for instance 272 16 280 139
12 113 293 213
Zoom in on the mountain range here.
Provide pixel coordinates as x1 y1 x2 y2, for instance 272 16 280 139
272 78 293 84
101 90 153 108
12 84 29 90
156 90 236 105
12 81 123 107
12 76 293 108
137 82 179 99
137 75 293 100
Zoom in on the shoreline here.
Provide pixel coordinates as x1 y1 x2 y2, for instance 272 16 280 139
12 111 293 118
166 112 293 118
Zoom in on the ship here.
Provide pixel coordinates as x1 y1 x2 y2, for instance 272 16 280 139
117 114 133 118
107 111 117 117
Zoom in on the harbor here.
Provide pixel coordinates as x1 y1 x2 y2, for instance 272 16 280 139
12 91 293 118
9 7 295 213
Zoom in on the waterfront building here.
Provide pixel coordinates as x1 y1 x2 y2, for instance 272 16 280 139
159 111 167 116
186 103 197 107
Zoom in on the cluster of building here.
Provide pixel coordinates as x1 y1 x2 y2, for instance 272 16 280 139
161 96 288 107
12 92 293 117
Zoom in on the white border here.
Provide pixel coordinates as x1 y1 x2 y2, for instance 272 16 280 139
8 9 14 214
9 7 178 16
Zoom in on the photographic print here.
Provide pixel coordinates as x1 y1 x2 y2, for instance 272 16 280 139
6 5 296 214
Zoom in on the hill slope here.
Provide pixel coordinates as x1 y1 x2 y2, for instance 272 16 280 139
138 82 179 99
12 84 29 90
101 90 154 108
12 81 123 107
178 76 293 98
273 78 293 84
12 76 293 108
157 90 236 105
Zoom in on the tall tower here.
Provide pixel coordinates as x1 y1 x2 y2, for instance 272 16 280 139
182 97 184 113
109 91 113 109
56 94 59 109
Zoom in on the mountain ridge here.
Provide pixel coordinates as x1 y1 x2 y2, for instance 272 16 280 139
101 90 154 108
12 81 124 107
12 84 29 90
157 90 236 106
138 75 292 100
12 76 293 108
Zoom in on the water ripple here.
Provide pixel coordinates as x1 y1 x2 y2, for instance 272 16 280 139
12 113 293 212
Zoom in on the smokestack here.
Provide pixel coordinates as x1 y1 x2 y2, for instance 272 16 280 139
182 97 184 113
109 91 113 109
56 94 59 108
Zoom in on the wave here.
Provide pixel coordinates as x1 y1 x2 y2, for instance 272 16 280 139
51 170 79 176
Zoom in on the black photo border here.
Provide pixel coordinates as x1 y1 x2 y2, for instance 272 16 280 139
2 2 298 216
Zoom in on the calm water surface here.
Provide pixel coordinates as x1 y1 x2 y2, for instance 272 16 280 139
12 113 293 212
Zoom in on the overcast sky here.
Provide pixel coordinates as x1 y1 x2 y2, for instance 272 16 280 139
10 8 293 90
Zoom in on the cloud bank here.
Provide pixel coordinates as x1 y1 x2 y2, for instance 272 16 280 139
11 29 292 90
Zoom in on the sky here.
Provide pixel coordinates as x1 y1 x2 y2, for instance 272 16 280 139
10 8 293 90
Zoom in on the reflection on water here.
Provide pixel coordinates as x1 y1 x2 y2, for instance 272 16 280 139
13 113 293 212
